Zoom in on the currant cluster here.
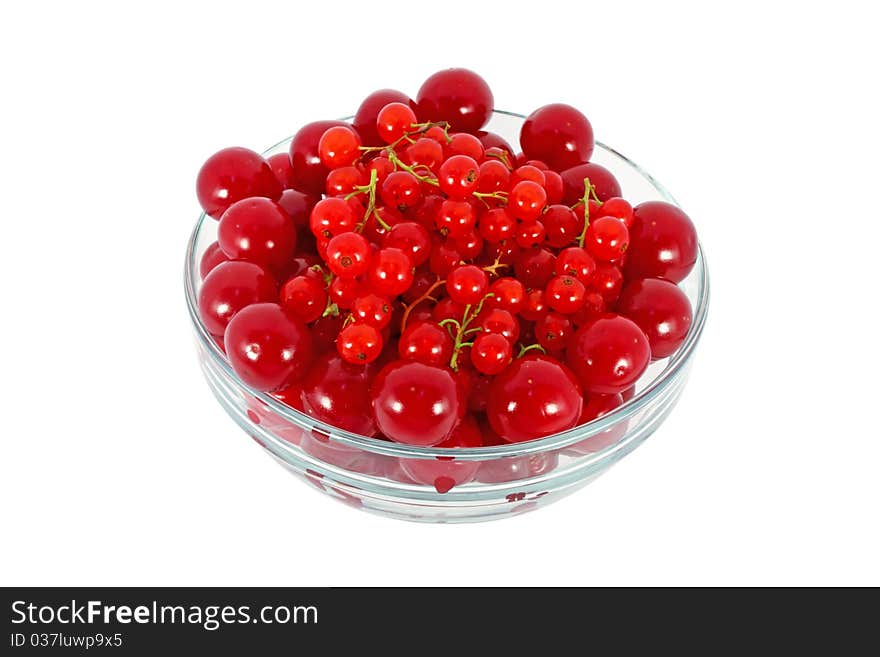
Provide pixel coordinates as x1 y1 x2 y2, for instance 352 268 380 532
195 68 698 457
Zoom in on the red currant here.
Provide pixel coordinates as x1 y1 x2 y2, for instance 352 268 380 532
280 275 327 323
368 248 414 297
326 165 366 197
325 231 371 278
508 180 547 221
488 277 526 315
478 207 515 242
436 199 476 237
318 126 361 168
543 204 581 248
478 307 520 343
596 196 634 228
545 275 586 314
337 322 383 364
535 311 572 352
447 265 489 305
446 132 484 160
398 320 454 366
309 197 357 240
288 120 349 196
515 219 546 249
354 88 412 146
471 332 512 375
380 171 423 213
555 246 596 283
585 216 630 261
438 155 480 199
328 275 364 310
382 221 431 266
514 247 556 288
351 293 393 329
404 137 444 172
376 102 417 144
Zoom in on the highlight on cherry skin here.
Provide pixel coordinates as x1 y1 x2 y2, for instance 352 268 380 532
193 67 700 495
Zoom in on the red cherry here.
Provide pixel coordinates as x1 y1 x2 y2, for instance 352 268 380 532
398 320 454 366
280 275 327 324
278 189 318 230
486 354 583 442
447 265 489 305
370 360 464 446
199 241 228 279
475 451 560 483
624 201 698 283
566 314 651 394
325 231 371 278
416 68 493 134
353 89 412 146
399 414 482 493
301 352 380 436
224 303 312 391
568 393 627 455
267 152 296 189
288 120 349 196
471 332 512 375
337 322 383 364
198 261 277 336
218 197 296 271
196 147 282 219
616 278 693 359
520 103 594 171
560 162 622 206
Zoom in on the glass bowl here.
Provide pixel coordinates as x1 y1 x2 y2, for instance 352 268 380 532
184 110 710 523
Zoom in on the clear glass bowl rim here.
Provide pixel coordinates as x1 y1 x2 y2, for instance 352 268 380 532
184 109 710 460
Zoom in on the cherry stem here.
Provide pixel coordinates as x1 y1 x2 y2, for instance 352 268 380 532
517 343 547 358
400 278 446 333
575 177 594 248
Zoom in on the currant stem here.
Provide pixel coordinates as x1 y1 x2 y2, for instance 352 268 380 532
575 177 594 248
448 293 494 370
482 255 509 276
472 190 509 208
400 278 446 333
517 343 547 357
386 149 440 187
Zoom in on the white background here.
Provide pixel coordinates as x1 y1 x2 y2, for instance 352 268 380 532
1 1 878 586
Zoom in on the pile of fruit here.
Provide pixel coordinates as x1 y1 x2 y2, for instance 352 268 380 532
195 68 697 454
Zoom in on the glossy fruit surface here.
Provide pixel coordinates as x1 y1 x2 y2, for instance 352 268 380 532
416 68 493 133
399 415 482 493
218 197 296 271
224 303 312 391
560 162 622 205
198 261 277 336
616 278 692 358
197 147 282 219
624 201 698 283
300 352 380 436
354 89 412 146
520 103 594 171
371 360 464 446
566 314 651 394
398 321 453 366
289 120 348 196
280 275 327 324
486 354 583 443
